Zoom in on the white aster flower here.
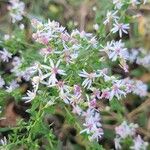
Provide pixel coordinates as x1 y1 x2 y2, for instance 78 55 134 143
93 24 99 30
79 70 99 89
115 121 138 139
113 0 123 9
105 40 128 61
103 11 119 25
8 0 25 23
111 21 129 37
0 136 7 146
130 135 148 150
109 80 127 100
0 48 12 62
22 90 36 103
41 59 66 86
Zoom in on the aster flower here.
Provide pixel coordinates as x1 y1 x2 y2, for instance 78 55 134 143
80 108 103 141
130 135 148 150
93 24 99 30
90 87 101 99
6 80 19 93
0 48 12 62
104 40 128 61
115 121 138 139
32 19 65 45
56 80 70 94
103 11 119 25
72 104 83 115
127 49 139 63
41 59 66 86
22 90 36 103
0 76 5 88
132 80 147 97
8 0 25 23
100 88 110 99
73 85 82 97
61 43 79 64
109 80 126 100
136 53 150 69
113 0 123 9
121 78 135 93
79 70 100 89
11 56 22 73
111 21 129 37
0 136 7 146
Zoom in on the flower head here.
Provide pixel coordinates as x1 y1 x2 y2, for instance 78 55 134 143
111 21 129 37
0 48 12 62
79 70 99 89
41 59 66 86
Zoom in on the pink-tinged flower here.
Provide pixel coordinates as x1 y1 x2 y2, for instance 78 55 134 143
22 90 36 103
89 98 97 108
60 32 70 42
80 108 103 141
90 88 101 99
6 80 19 93
103 11 119 25
40 47 53 56
115 121 138 139
41 59 66 86
111 21 129 37
121 78 134 93
100 89 110 99
79 70 99 89
71 30 93 39
0 48 12 62
74 85 82 97
61 44 78 64
109 80 126 100
130 135 148 150
31 19 43 29
0 76 5 88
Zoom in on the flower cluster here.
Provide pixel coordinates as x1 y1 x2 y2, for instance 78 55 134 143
7 0 25 23
22 18 149 141
1 0 149 146
114 121 148 150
